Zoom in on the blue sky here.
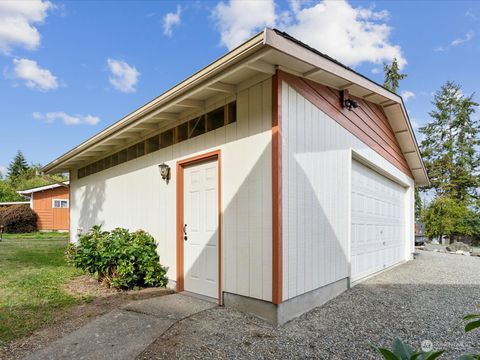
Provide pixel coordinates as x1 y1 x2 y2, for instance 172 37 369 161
0 0 479 175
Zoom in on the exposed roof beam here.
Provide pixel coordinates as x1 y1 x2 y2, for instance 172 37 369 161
302 68 324 78
381 100 396 106
403 150 416 155
176 99 205 108
208 82 237 94
395 129 409 135
339 82 354 90
363 92 377 100
384 102 400 109
152 112 179 121
247 60 276 74
132 123 159 131
104 139 127 146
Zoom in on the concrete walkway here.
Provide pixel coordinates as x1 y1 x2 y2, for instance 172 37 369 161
24 294 216 360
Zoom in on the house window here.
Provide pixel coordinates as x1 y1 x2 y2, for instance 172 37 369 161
76 100 237 179
52 199 69 209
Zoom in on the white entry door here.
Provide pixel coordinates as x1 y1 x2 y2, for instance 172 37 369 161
183 159 219 299
351 160 405 282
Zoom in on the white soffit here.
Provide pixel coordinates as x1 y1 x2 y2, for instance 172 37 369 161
43 28 428 186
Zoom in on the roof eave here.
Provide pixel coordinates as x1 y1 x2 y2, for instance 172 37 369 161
42 31 267 174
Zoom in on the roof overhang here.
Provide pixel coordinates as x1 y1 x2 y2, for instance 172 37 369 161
17 181 70 196
43 28 428 186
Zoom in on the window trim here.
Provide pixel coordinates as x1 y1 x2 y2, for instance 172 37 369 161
52 199 69 209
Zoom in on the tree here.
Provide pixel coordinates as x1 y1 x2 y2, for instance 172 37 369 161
383 58 407 93
383 59 425 222
423 196 475 243
7 150 29 181
420 81 480 203
414 188 423 222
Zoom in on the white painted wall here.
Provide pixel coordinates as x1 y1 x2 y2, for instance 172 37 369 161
70 78 273 302
281 82 414 302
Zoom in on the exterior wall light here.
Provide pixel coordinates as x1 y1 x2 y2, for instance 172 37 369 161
340 89 359 111
159 163 171 183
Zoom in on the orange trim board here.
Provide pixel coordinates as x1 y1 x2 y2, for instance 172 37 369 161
272 71 283 304
176 150 222 304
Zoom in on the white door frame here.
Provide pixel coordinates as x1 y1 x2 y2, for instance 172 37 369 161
176 150 222 304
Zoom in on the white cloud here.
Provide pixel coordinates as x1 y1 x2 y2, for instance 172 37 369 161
107 58 140 93
163 6 181 36
435 30 474 51
213 0 406 69
12 58 58 91
401 90 415 102
371 68 382 74
0 165 6 178
410 118 420 130
0 0 52 54
466 9 477 21
33 111 100 126
213 0 276 50
451 30 474 46
285 1 406 68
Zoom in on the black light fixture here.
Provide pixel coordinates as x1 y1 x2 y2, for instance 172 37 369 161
340 89 359 111
159 163 171 183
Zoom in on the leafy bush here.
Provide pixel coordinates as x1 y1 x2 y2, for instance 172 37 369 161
67 226 167 289
374 338 444 360
464 307 480 333
375 306 480 359
0 204 38 233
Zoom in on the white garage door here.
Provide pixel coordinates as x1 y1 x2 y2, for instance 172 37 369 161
351 160 405 282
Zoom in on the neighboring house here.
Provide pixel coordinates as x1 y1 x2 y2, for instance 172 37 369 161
42 29 428 324
17 183 70 232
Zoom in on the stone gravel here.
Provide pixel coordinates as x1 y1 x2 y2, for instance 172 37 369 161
138 251 480 359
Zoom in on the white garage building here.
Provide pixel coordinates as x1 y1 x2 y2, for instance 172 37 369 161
43 29 429 324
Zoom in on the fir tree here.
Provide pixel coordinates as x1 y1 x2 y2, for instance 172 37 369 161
383 58 407 93
414 188 423 222
7 150 29 180
420 81 479 202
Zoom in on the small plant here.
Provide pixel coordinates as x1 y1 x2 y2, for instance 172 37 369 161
464 307 480 333
67 225 167 289
374 338 444 360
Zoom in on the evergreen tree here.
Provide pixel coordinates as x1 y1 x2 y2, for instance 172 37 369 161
383 58 407 93
414 188 423 222
7 150 29 180
420 81 479 202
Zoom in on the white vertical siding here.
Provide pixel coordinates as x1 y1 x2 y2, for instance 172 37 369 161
281 82 414 301
70 79 273 302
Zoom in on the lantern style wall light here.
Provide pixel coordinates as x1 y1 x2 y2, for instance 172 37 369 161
159 163 171 183
340 89 359 111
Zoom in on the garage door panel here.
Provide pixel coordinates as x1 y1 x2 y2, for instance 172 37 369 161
351 160 405 282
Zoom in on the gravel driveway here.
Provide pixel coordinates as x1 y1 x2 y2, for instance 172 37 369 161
138 251 480 359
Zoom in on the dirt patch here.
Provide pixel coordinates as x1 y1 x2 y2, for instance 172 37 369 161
0 275 174 360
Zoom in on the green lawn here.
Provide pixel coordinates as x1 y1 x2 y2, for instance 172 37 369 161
0 234 89 345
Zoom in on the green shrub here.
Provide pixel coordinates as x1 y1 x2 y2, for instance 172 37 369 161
67 225 167 289
0 204 38 233
374 338 444 360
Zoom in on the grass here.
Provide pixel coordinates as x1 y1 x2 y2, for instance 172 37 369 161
0 233 90 346
2 232 69 240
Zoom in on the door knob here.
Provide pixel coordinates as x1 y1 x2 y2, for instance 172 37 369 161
183 224 188 241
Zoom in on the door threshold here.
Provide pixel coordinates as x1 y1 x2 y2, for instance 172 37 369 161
181 291 219 304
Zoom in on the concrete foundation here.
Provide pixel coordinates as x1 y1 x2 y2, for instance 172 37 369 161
223 277 349 325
